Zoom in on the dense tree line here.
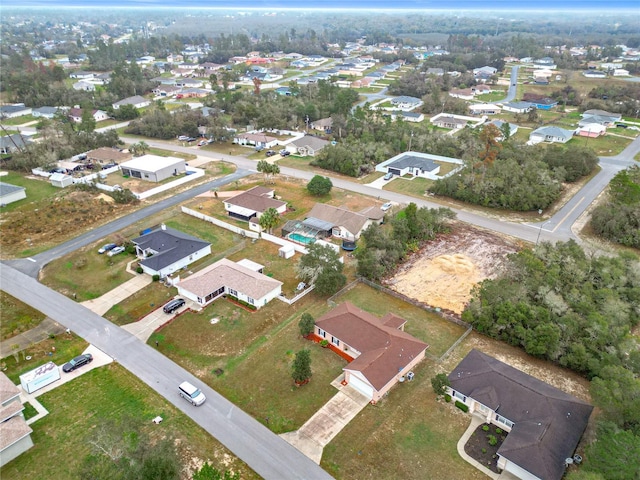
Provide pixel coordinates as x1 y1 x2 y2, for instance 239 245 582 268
356 204 455 281
429 141 598 211
590 166 640 248
125 104 205 139
462 241 640 379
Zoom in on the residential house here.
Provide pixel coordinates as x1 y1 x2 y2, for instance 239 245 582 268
447 350 593 480
69 70 94 79
473 66 498 77
200 62 223 74
72 81 95 91
177 258 282 309
529 126 574 144
287 135 330 157
468 104 501 115
521 94 558 110
67 108 109 123
310 117 332 133
487 120 519 139
314 302 428 401
304 203 382 241
0 104 32 119
120 154 186 182
32 106 61 119
582 70 607 79
178 88 210 98
112 95 151 110
425 67 444 76
613 68 630 76
0 182 26 205
575 123 606 137
390 96 423 111
275 87 294 96
532 57 557 69
233 132 278 149
132 226 211 278
580 109 622 126
223 186 287 222
0 134 31 154
86 147 131 166
400 112 425 123
449 88 475 101
0 372 34 467
431 115 468 130
175 78 205 88
152 85 181 97
381 152 441 179
501 101 533 114
472 84 495 95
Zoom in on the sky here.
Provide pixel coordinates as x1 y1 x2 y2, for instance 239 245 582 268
2 0 639 10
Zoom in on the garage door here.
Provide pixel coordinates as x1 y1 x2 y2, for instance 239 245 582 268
348 374 374 399
389 168 401 176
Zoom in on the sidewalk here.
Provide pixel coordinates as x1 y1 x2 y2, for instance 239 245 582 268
81 261 152 316
457 414 500 480
0 318 66 358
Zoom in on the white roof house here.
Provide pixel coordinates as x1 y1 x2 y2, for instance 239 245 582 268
120 155 186 182
177 258 282 309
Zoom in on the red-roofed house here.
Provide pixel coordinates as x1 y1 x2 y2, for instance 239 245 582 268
314 302 428 401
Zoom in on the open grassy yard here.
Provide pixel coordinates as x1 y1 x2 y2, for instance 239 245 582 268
0 291 46 340
0 114 36 126
1 364 258 480
40 250 136 301
334 283 468 357
384 176 432 198
105 282 177 325
571 134 632 156
0 171 60 214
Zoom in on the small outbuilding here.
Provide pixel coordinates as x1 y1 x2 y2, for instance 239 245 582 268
120 155 186 183
0 182 27 205
279 243 296 259
49 173 74 188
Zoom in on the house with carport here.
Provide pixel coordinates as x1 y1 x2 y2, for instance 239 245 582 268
0 372 34 467
177 258 282 309
132 226 211 278
447 350 593 480
120 154 186 182
313 302 428 402
223 186 287 222
0 182 26 205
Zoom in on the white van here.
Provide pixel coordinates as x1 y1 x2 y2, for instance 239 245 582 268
178 381 206 406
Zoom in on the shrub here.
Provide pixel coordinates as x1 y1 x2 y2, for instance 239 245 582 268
444 393 451 402
320 339 329 347
136 266 144 274
487 435 498 446
430 373 451 396
152 274 160 282
496 428 503 434
482 448 487 454
482 425 490 432
455 400 469 412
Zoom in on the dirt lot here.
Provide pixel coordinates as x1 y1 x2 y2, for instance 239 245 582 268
388 224 523 314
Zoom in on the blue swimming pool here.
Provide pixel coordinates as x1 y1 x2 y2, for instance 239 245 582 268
288 233 316 245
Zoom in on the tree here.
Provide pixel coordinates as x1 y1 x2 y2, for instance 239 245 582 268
292 349 312 385
584 421 640 480
129 141 149 157
527 106 539 123
298 313 315 337
258 207 280 234
256 160 279 184
430 373 451 396
306 175 333 196
590 365 640 433
314 269 346 296
192 462 239 480
296 242 344 286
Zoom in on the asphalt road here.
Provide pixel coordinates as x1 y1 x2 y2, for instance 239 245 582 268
496 65 519 104
0 265 334 480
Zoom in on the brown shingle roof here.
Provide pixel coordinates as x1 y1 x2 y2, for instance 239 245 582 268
86 147 131 163
306 204 369 238
0 372 20 405
225 187 286 214
0 415 33 451
316 302 428 390
449 350 593 480
178 258 282 300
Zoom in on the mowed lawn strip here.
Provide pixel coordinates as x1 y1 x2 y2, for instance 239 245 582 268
0 291 46 340
335 283 468 357
104 282 176 325
1 364 258 480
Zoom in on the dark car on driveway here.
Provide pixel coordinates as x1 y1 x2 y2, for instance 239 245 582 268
163 298 186 314
63 353 93 373
265 150 276 157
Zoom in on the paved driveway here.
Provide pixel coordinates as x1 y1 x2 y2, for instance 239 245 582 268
281 384 370 464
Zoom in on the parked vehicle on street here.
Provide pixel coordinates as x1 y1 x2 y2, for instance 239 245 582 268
63 353 93 373
98 243 117 254
163 298 185 314
178 381 206 406
107 246 126 257
177 135 190 141
197 140 207 146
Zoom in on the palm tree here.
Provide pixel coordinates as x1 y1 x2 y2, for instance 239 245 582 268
258 207 280 234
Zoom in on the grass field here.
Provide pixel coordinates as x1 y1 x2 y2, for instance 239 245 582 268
0 114 36 126
1 364 258 479
384 176 432 198
0 291 46 340
104 282 176 325
0 171 60 214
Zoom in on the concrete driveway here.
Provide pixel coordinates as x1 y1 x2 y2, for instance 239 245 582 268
281 383 370 464
366 175 393 189
122 298 196 342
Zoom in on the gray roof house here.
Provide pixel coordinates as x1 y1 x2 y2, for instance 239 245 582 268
384 153 441 179
287 135 330 157
32 106 61 119
112 95 151 110
448 350 593 480
132 226 212 278
529 126 574 144
0 372 34 467
305 203 382 241
501 101 533 114
0 182 27 205
0 104 32 119
0 134 31 154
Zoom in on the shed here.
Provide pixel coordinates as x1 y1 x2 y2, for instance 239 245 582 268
49 173 74 188
0 182 27 205
279 244 295 259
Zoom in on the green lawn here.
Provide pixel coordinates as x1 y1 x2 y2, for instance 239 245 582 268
0 291 46 340
474 91 507 102
0 172 60 213
0 114 36 125
1 364 258 479
384 176 432 198
570 134 632 156
104 282 176 325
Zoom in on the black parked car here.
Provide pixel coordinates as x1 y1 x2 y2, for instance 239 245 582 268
265 150 276 157
63 353 93 373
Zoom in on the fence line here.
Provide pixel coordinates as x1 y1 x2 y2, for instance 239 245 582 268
276 284 316 305
137 167 204 200
181 206 259 239
260 232 309 254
